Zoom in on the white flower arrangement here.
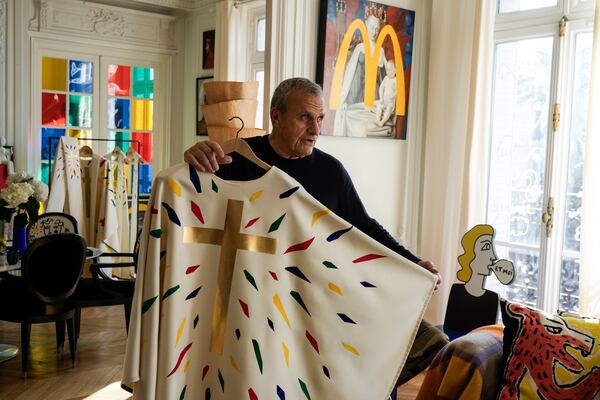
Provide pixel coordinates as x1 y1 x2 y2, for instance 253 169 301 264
0 171 49 227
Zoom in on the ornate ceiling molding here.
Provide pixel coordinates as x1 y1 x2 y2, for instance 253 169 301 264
33 0 177 49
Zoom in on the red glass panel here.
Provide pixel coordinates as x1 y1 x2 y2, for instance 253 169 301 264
108 64 131 96
41 92 67 126
132 131 152 163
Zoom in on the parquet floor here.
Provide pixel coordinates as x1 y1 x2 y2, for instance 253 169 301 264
0 305 423 399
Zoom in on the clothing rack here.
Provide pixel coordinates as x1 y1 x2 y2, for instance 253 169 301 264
46 136 145 239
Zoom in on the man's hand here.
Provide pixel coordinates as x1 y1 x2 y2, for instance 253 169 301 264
184 140 233 173
418 260 441 290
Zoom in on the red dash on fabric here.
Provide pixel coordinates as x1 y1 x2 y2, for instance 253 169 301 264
244 217 260 228
191 201 205 224
269 271 279 281
166 342 193 377
248 388 258 400
186 264 200 274
305 330 320 354
239 300 250 318
202 365 210 380
352 253 386 263
284 237 315 254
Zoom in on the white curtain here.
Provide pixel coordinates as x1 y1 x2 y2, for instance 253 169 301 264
214 0 242 81
579 0 600 318
419 0 495 324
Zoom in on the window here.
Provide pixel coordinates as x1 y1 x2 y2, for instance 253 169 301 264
486 1 595 313
247 9 266 128
39 56 156 195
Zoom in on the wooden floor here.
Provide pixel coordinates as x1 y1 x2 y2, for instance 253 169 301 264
0 305 423 399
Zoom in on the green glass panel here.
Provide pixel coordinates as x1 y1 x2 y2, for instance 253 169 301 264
108 131 131 152
132 67 154 99
41 162 50 185
68 95 92 128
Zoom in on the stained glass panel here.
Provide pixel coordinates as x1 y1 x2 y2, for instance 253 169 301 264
139 164 152 194
132 67 154 99
68 95 92 128
109 131 131 153
131 100 153 131
69 60 93 94
41 127 65 160
41 162 51 185
69 129 92 147
42 57 67 91
108 64 131 96
108 98 130 129
132 131 152 162
42 92 67 126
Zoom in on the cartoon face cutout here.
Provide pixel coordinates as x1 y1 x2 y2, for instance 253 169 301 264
471 234 497 277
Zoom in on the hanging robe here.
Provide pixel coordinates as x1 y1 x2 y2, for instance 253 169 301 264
125 148 143 252
46 136 85 235
123 163 437 400
95 155 120 276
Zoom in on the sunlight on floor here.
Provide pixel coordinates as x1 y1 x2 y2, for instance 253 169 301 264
83 381 131 400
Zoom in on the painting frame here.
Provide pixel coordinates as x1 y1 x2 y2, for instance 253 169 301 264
316 0 415 139
196 76 213 136
202 30 216 70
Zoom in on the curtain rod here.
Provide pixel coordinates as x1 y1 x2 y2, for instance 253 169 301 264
233 0 259 8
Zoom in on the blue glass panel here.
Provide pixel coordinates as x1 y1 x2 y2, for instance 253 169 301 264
69 60 93 93
139 164 152 194
41 127 65 160
108 98 130 129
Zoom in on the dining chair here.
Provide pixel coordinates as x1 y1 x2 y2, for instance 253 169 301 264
27 212 78 244
74 232 140 335
0 233 86 377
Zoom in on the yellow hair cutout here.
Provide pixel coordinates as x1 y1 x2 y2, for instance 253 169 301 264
457 224 495 283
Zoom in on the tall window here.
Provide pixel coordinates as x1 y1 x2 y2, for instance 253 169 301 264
486 0 595 313
246 7 266 128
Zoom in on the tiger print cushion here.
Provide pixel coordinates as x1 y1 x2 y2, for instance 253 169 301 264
498 300 600 400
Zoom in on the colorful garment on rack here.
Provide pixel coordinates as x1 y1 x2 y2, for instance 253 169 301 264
123 163 436 400
47 136 85 234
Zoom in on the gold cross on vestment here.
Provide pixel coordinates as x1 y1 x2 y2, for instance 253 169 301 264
183 199 277 354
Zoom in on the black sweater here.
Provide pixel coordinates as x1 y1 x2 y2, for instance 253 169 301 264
214 135 420 264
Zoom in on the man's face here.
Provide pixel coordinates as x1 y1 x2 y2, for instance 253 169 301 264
270 90 324 159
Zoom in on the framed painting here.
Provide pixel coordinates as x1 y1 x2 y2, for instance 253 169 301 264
196 76 213 136
316 0 415 139
202 30 215 70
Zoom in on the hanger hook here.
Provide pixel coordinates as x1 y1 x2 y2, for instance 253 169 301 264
228 116 244 139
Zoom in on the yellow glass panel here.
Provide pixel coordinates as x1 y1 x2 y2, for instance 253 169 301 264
68 129 91 148
132 100 153 131
42 57 67 91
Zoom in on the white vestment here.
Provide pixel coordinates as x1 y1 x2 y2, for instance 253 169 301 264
123 163 436 400
46 136 85 235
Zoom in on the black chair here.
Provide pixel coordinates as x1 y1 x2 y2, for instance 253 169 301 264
0 233 86 377
74 233 140 334
27 212 79 244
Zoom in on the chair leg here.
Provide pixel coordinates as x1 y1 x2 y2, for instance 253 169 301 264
124 302 132 333
55 321 65 358
66 317 77 368
75 307 81 338
20 322 31 378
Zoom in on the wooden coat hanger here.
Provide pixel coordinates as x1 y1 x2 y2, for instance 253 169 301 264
220 116 270 171
79 144 93 159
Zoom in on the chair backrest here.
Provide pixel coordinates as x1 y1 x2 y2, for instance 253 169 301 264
21 233 86 306
27 212 79 244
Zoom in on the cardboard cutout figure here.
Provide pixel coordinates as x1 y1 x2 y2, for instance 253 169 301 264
443 224 515 338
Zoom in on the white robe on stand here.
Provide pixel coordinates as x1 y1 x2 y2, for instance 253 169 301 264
46 136 85 235
125 148 144 252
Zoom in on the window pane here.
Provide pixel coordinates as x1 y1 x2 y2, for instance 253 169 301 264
139 164 153 194
68 129 92 148
498 0 557 13
131 100 153 131
132 131 152 162
42 57 67 91
558 32 593 312
108 64 131 96
109 131 131 153
255 69 264 129
108 98 130 129
68 95 92 128
256 18 266 52
69 60 93 94
41 127 65 160
42 92 67 126
487 37 553 249
132 67 154 99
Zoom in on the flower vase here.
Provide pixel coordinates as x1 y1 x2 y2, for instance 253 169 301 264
12 224 27 257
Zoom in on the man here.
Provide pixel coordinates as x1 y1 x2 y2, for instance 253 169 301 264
184 77 447 387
